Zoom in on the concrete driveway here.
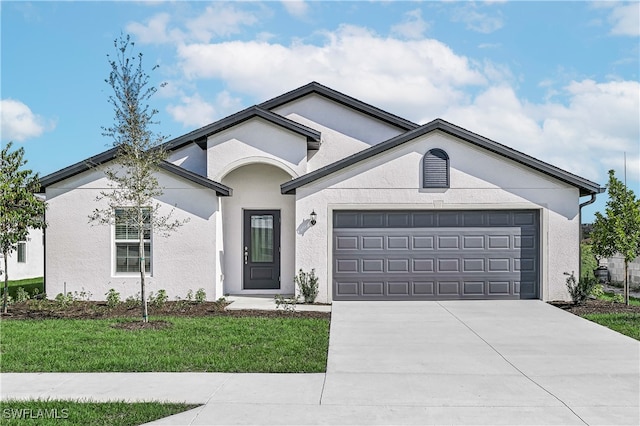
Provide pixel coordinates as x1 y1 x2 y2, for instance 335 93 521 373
2 301 638 425
322 300 639 425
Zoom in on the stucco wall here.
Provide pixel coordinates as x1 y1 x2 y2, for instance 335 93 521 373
45 166 221 301
1 228 44 281
220 163 296 296
294 131 580 303
271 93 406 146
167 143 207 176
207 118 308 181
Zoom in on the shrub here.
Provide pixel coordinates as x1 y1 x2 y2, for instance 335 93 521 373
565 271 598 305
105 289 121 309
613 293 624 303
294 269 319 304
14 287 30 303
74 288 92 301
55 292 75 308
125 292 141 308
275 294 298 313
195 288 206 303
150 289 169 308
580 243 598 280
185 289 193 302
590 283 605 299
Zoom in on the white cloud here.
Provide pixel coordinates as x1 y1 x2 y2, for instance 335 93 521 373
126 13 184 45
0 99 55 142
166 92 243 128
391 9 429 40
127 4 259 45
186 4 258 42
281 1 309 19
443 80 640 182
176 25 487 120
608 2 640 36
451 3 504 34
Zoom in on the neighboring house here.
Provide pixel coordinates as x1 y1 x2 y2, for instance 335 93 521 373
38 82 603 302
607 255 640 286
1 228 44 281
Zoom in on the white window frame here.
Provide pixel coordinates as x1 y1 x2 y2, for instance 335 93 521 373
114 208 152 275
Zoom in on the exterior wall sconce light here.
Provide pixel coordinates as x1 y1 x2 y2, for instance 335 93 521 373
310 210 317 225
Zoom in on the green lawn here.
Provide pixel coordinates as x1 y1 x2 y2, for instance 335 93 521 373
2 277 44 298
0 399 198 426
0 316 330 373
581 313 640 341
598 292 640 306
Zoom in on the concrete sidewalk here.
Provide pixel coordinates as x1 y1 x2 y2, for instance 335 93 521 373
2 301 639 425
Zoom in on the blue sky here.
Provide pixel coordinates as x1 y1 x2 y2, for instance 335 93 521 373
2 1 639 222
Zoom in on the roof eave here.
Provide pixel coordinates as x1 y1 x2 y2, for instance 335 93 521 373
281 119 603 196
260 81 419 131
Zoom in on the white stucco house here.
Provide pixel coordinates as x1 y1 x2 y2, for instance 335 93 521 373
39 82 603 302
1 228 44 282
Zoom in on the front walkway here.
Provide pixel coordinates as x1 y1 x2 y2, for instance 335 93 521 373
2 301 638 425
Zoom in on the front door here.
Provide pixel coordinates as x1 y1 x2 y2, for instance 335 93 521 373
243 210 281 290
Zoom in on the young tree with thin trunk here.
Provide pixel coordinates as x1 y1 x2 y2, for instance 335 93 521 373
89 34 185 322
1 142 46 313
591 169 640 305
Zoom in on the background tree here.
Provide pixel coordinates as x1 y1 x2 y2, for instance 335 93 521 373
591 169 640 305
1 142 46 313
89 34 184 322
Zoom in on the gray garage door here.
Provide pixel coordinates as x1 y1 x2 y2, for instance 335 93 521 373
333 210 539 300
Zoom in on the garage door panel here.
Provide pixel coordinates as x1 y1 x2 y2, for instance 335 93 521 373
336 259 359 273
362 236 384 249
362 259 384 273
388 258 410 272
413 258 435 272
333 210 539 300
388 236 410 249
414 282 435 295
413 236 435 249
336 236 358 250
438 258 460 272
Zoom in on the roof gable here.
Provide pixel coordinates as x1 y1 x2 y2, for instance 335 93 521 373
39 152 231 196
164 106 321 151
259 81 419 132
281 118 603 197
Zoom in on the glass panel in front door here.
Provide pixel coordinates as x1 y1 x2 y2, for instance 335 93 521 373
250 214 274 263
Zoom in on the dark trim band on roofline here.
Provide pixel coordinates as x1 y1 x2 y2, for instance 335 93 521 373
281 118 604 197
162 106 322 152
38 149 231 196
259 81 419 132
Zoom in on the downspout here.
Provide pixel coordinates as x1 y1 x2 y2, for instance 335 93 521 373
578 194 598 280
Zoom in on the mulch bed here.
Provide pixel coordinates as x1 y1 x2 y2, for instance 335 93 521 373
2 299 636 322
0 300 331 321
549 298 640 315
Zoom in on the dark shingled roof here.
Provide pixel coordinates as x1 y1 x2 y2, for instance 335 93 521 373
281 118 604 197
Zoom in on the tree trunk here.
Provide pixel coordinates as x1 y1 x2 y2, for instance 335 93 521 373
139 216 148 323
624 260 629 306
2 252 8 314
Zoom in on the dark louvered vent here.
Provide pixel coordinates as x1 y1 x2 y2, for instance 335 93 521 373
423 149 449 188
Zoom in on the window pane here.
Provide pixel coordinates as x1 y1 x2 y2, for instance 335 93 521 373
17 242 26 263
116 243 151 273
250 215 273 263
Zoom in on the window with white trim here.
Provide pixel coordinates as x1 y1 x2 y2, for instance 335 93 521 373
423 148 449 188
115 208 151 273
17 242 27 263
